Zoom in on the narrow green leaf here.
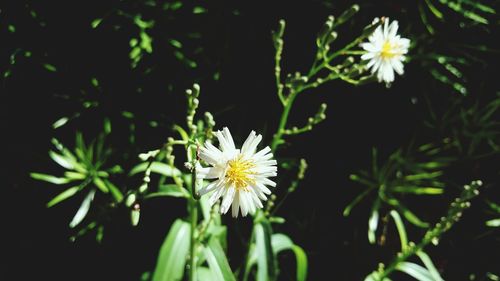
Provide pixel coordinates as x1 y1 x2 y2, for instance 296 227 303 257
395 262 434 281
271 234 308 281
49 151 75 170
93 177 109 193
69 189 96 228
145 184 190 199
397 203 429 228
152 219 191 281
31 173 70 185
343 187 374 216
130 162 181 177
368 199 381 244
417 251 444 281
64 171 86 180
391 186 443 195
47 186 80 207
204 237 236 281
43 63 57 72
486 218 500 227
104 179 123 202
197 267 217 281
91 18 102 28
389 210 408 251
255 222 277 281
52 117 69 129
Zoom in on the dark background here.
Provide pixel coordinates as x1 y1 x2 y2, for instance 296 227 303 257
1 0 499 280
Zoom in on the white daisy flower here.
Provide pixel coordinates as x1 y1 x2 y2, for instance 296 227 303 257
360 18 410 85
196 127 277 217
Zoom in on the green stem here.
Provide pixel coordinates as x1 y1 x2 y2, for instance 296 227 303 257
270 89 301 152
187 145 198 281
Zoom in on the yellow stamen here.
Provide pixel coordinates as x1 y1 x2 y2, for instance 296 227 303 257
226 156 255 190
381 41 398 59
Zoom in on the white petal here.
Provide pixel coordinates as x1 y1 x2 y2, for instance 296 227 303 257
196 165 222 180
361 52 376 60
239 192 249 217
391 59 404 75
248 188 263 209
388 20 399 38
231 192 240 218
241 131 262 157
209 185 226 206
360 42 378 53
383 17 390 38
382 62 395 83
222 127 236 150
256 182 272 195
220 186 236 214
259 178 277 187
198 180 220 196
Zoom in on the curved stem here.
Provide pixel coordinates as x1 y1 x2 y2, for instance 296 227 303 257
270 89 301 152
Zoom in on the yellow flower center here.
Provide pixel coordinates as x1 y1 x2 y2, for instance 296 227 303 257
226 156 256 190
380 41 398 59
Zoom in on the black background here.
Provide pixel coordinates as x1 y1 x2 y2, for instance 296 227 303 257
2 0 499 280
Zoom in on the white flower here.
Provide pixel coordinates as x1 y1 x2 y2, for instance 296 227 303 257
361 18 410 85
196 127 277 217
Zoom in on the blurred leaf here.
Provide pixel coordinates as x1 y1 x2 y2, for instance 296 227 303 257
486 218 500 227
152 219 191 281
255 221 277 281
193 6 207 14
49 151 75 170
31 173 70 185
197 267 217 281
130 162 181 177
271 234 308 281
397 203 429 228
145 184 190 199
417 251 444 281
91 18 102 28
52 117 69 129
69 189 96 228
131 209 140 226
47 186 80 207
43 64 57 72
368 199 380 244
395 262 434 281
203 237 236 281
392 186 443 195
104 179 123 202
389 210 408 251
93 177 109 193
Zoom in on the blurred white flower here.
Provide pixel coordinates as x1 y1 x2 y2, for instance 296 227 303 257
361 18 410 85
196 127 277 217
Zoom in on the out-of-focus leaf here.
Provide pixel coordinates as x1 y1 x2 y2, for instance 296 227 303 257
64 171 86 180
69 189 96 228
486 218 500 227
203 237 236 281
255 221 277 281
131 209 140 226
395 262 434 281
368 199 381 244
93 177 109 193
392 186 443 195
43 63 57 72
52 117 69 129
31 173 70 185
104 179 123 202
130 162 181 177
47 186 80 207
389 210 408 251
145 184 190 199
397 203 429 228
417 251 444 281
152 219 191 281
271 234 308 281
49 151 75 170
197 267 216 281
343 187 373 216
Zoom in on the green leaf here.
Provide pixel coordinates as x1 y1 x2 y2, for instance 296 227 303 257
152 219 191 281
31 173 70 185
104 179 124 202
145 184 190 199
43 63 57 72
130 162 181 177
486 218 500 227
255 221 277 281
91 18 102 28
395 262 434 281
417 251 444 281
49 151 75 170
131 209 140 226
389 210 408 251
52 117 69 129
93 177 109 193
197 267 217 281
343 187 373 216
173 124 189 141
391 186 443 195
397 203 429 228
64 171 86 180
47 186 80 207
69 189 96 228
203 237 236 281
271 234 308 281
368 199 381 244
